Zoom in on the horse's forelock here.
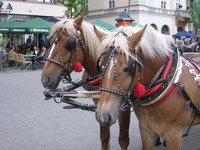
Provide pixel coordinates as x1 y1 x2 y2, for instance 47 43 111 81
101 26 141 61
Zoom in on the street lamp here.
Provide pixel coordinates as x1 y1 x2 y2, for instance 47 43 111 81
115 9 135 27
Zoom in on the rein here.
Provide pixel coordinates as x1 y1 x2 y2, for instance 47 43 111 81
46 22 86 82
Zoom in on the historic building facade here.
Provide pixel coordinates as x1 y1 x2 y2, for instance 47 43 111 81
0 0 66 47
0 0 65 23
86 0 193 35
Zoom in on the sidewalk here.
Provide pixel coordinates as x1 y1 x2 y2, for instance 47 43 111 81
0 66 41 74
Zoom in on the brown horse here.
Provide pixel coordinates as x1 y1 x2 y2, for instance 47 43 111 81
95 25 200 150
41 16 131 150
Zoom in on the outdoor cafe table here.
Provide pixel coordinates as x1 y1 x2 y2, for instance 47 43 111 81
24 55 36 58
24 54 35 61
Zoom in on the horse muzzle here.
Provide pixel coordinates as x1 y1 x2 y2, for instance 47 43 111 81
41 71 61 90
95 111 116 127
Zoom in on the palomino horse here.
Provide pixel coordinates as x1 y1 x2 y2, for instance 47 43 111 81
95 25 200 150
41 16 131 150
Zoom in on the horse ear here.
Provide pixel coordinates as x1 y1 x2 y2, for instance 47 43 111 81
93 25 108 40
127 24 147 47
74 15 84 29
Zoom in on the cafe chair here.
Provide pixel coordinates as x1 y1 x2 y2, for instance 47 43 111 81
7 51 15 67
18 54 32 71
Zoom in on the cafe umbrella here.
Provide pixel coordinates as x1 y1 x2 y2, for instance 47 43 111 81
20 17 53 34
172 31 197 39
0 21 25 33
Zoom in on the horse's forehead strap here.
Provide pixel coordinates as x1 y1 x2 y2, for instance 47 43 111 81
51 20 69 39
103 47 143 68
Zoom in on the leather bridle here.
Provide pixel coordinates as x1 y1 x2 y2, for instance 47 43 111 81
46 22 85 82
98 47 143 111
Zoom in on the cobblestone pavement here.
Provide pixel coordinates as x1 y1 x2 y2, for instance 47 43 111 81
0 69 199 150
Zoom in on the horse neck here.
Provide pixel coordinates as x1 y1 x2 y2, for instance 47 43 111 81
82 47 99 77
139 54 163 86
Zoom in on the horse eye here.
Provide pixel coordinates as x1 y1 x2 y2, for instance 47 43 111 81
123 67 128 72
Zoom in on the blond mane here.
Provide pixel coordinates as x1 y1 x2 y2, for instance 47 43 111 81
101 25 174 61
50 18 109 62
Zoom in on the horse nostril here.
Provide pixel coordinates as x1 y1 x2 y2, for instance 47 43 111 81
42 76 51 87
46 76 51 83
95 111 113 127
104 114 112 124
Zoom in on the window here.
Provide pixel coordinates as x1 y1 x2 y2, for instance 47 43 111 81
161 0 166 9
37 0 51 3
150 24 158 30
109 0 115 8
176 0 181 10
148 0 155 7
161 25 170 35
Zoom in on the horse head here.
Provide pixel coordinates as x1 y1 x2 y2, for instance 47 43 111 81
95 24 175 127
95 25 147 127
41 16 86 89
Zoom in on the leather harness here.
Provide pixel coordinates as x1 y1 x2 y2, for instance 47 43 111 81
46 21 86 82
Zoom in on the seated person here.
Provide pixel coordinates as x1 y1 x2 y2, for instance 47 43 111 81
12 45 20 54
0 45 7 56
32 45 49 70
33 46 39 55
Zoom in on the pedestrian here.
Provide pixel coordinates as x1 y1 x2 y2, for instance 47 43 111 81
26 35 32 44
0 45 7 56
39 36 44 50
31 45 49 70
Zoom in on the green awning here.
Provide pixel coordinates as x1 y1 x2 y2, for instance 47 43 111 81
20 18 53 33
0 18 53 34
0 21 25 33
129 22 143 27
91 20 116 31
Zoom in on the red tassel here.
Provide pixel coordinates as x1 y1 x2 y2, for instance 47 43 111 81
74 62 83 72
133 83 146 97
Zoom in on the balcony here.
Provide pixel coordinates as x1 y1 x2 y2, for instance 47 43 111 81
175 10 191 21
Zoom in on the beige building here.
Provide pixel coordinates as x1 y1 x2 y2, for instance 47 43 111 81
86 0 193 35
0 0 66 46
0 0 65 22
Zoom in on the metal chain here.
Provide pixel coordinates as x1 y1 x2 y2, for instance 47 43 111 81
99 51 134 111
56 43 65 66
112 54 124 93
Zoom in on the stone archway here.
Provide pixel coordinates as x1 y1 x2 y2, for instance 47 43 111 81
150 24 158 30
161 25 170 34
177 26 183 32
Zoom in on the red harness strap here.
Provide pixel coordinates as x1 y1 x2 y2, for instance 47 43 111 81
87 77 102 85
190 61 200 72
141 56 173 97
141 84 177 107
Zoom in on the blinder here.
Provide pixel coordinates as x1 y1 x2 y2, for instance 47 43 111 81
65 37 77 52
96 47 115 73
128 56 137 75
96 56 101 73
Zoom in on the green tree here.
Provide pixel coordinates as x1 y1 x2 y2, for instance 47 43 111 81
58 0 89 18
191 0 200 31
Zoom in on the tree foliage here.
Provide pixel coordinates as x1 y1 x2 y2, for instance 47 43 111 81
58 0 89 18
191 0 200 31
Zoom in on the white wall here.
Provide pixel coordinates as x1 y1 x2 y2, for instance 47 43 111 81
117 0 129 7
0 0 66 17
136 12 176 34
